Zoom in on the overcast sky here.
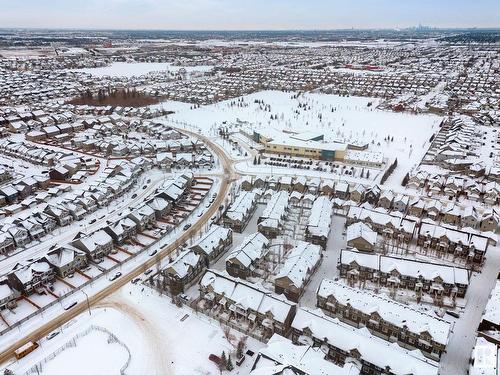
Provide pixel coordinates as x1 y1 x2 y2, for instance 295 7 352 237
0 0 498 30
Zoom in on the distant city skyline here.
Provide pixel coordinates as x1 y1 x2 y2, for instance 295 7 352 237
0 0 498 30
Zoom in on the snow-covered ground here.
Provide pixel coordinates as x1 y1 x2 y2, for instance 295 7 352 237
7 284 264 375
71 62 213 78
166 91 442 188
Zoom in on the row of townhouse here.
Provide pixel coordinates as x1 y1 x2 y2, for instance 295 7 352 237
155 151 213 170
25 121 88 141
72 230 115 263
0 211 59 254
1 106 72 129
224 190 259 232
240 175 334 196
162 225 233 294
0 277 21 311
378 188 499 232
273 241 322 302
418 221 492 264
347 205 496 265
7 259 56 297
0 139 87 168
346 206 416 243
339 249 470 302
290 308 439 375
257 191 289 239
0 174 51 208
346 222 378 252
407 169 500 205
199 269 297 340
316 279 451 361
135 121 185 140
71 130 207 158
258 188 316 209
250 333 359 375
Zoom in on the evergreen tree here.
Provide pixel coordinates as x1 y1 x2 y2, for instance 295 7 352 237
219 351 228 372
227 356 234 371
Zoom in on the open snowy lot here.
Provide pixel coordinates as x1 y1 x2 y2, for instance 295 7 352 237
7 284 264 375
167 91 443 187
71 62 213 78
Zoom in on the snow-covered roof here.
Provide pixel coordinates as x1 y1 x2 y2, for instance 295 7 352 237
252 334 359 375
200 269 294 323
166 249 200 278
226 232 269 268
346 222 377 246
293 308 439 375
226 191 257 222
190 225 231 256
341 250 470 285
317 280 451 345
307 196 333 238
260 191 289 221
274 241 322 289
483 280 500 326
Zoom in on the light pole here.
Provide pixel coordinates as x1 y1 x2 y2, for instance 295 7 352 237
81 290 91 316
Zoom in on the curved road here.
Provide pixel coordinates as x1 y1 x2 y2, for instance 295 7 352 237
0 133 234 365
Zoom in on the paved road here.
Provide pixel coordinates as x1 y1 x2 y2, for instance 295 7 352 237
0 133 233 365
439 247 500 375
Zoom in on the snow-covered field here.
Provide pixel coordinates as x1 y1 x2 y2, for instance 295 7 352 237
166 91 442 187
8 284 264 375
71 62 213 78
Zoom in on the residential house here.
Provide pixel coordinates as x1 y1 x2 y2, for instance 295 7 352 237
163 249 204 294
316 279 451 360
8 260 56 295
44 245 88 277
190 225 233 263
199 269 296 339
305 196 333 249
72 230 114 263
226 232 269 279
274 241 322 302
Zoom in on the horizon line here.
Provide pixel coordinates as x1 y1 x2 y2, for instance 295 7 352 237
1 26 499 32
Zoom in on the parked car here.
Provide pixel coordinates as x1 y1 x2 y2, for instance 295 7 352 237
46 331 60 340
149 250 158 257
64 301 77 310
183 223 192 231
109 272 122 281
446 310 460 319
